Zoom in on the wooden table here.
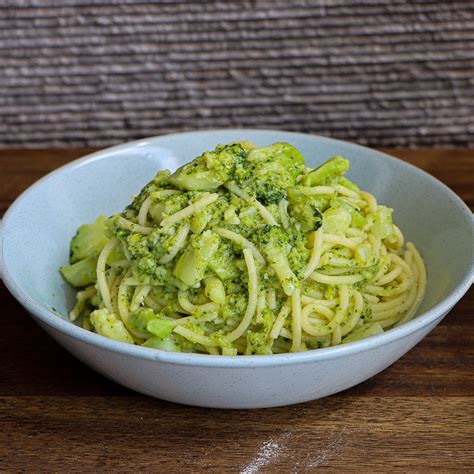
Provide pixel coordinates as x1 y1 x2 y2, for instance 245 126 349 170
1 149 473 471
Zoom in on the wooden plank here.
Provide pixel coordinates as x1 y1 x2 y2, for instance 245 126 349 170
0 1 473 148
1 396 473 471
0 148 473 471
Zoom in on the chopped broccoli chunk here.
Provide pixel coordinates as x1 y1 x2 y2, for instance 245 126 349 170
238 142 305 205
204 276 226 304
128 307 157 338
371 205 394 239
255 225 299 296
209 241 240 280
146 319 174 339
322 207 352 233
256 183 286 206
61 256 97 287
169 143 247 190
301 156 349 187
174 230 220 286
90 309 134 343
331 197 367 228
142 337 181 352
287 186 326 231
335 175 359 192
70 215 109 263
247 142 305 180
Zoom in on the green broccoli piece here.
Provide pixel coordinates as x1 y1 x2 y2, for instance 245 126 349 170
240 142 305 205
287 186 326 231
301 156 349 187
146 319 174 339
246 330 273 355
371 205 394 239
114 224 191 284
128 307 157 338
287 237 311 279
60 256 97 287
90 308 134 343
322 206 352 233
169 143 247 191
174 230 220 286
256 225 299 296
330 197 367 229
233 140 256 152
247 142 305 180
70 215 109 263
204 276 226 304
142 336 181 352
255 183 286 205
335 175 359 192
220 287 248 324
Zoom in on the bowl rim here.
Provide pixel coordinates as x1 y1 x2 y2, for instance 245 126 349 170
1 129 473 368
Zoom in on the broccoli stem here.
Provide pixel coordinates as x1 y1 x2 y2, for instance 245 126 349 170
301 156 349 187
264 247 299 296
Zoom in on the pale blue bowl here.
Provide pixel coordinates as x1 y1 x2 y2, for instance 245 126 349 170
1 130 472 408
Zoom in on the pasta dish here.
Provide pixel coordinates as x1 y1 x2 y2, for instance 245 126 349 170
61 141 426 355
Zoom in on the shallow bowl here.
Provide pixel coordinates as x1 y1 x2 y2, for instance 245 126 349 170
1 130 472 408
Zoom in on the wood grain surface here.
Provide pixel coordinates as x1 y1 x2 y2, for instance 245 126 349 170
1 148 473 471
1 0 474 148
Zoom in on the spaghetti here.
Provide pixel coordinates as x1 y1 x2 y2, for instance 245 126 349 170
61 141 426 355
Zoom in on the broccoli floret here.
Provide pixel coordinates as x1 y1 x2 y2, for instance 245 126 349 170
142 336 181 352
123 230 167 268
301 156 349 187
128 307 157 338
335 175 359 192
287 237 311 279
174 230 220 286
145 191 190 225
61 255 98 287
246 330 273 355
190 193 229 233
147 286 182 314
237 142 305 205
293 203 323 232
111 221 193 285
90 308 134 343
146 318 174 339
322 207 352 233
247 142 305 180
255 225 299 296
255 182 286 206
371 205 394 239
169 143 247 191
233 140 256 152
70 215 109 263
331 197 367 228
287 186 326 231
220 285 248 325
208 241 240 280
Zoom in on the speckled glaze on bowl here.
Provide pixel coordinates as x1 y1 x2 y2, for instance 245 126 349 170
1 130 472 408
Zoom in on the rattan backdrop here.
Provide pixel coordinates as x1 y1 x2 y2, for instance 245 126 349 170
1 0 473 148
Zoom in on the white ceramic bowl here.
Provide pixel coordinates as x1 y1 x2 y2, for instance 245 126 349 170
1 130 472 408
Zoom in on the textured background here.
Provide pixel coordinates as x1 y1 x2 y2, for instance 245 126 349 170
1 0 473 148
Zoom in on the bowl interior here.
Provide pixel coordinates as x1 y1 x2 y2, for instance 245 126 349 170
2 130 473 328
